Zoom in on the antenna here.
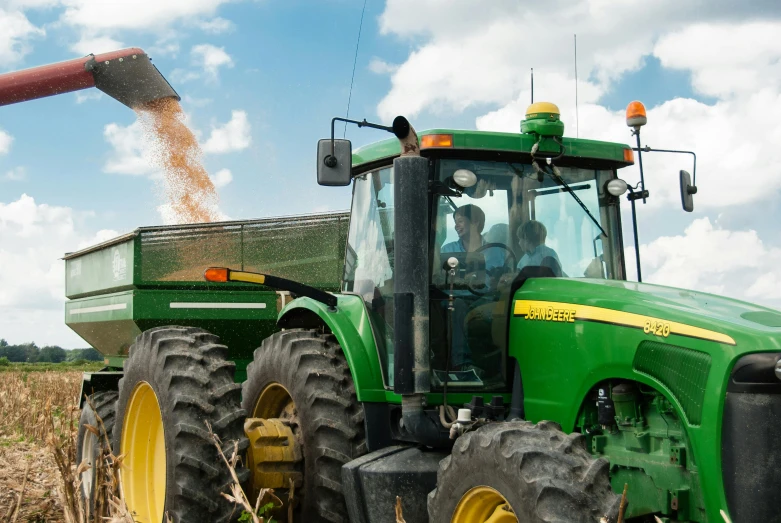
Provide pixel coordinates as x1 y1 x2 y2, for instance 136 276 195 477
343 0 368 138
531 68 534 104
574 34 579 138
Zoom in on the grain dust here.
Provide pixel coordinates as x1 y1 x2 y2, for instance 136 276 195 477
136 97 220 224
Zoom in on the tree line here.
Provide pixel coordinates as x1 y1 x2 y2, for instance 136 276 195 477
0 339 102 363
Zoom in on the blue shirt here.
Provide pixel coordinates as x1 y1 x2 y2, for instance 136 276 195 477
517 244 562 273
441 236 505 271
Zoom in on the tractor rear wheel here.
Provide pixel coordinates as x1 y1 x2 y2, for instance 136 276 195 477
112 326 249 523
242 329 366 522
427 421 620 523
76 390 118 517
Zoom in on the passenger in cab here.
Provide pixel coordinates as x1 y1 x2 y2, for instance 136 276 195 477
516 220 563 276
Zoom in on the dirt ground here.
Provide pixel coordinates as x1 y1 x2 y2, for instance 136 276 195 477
0 370 82 523
0 439 65 522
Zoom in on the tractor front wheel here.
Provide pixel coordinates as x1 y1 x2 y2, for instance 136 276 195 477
242 329 366 522
427 421 621 523
112 326 248 523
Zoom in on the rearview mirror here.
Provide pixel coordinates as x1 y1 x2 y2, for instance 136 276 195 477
317 139 352 186
679 170 697 212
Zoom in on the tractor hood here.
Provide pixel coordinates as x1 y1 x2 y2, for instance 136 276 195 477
516 277 781 352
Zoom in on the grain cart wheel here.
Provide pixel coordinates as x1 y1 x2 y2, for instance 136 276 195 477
112 326 249 523
76 391 118 516
242 329 366 522
427 421 621 523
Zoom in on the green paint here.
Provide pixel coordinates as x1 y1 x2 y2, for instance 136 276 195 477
520 113 565 137
633 341 711 426
351 129 633 171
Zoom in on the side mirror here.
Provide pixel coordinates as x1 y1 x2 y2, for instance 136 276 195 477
317 139 352 186
679 170 697 212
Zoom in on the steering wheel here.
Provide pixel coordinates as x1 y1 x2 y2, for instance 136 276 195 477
465 242 517 296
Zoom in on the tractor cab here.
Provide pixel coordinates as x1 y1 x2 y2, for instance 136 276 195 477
325 103 634 394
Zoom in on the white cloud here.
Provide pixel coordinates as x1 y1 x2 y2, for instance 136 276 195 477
170 44 234 83
102 120 157 176
196 17 234 34
654 22 781 99
210 168 232 188
3 167 26 181
0 8 44 67
0 194 119 346
0 129 12 155
69 33 124 55
368 57 398 75
148 40 181 58
192 43 234 80
636 217 781 310
60 0 233 33
202 110 251 154
75 90 103 104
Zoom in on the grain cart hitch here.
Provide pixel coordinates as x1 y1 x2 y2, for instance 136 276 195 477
0 47 179 109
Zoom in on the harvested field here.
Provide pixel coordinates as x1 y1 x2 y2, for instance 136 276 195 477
0 371 81 522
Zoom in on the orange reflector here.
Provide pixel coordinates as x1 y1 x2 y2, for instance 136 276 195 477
623 148 634 164
204 267 229 282
421 134 453 148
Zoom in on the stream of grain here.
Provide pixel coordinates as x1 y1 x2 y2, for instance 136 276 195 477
136 97 219 224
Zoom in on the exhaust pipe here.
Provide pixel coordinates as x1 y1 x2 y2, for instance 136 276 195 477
0 48 179 109
392 117 449 446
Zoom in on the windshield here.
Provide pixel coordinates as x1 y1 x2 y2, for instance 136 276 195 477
434 159 624 281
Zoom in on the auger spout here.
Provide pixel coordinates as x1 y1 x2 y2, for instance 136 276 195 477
0 48 179 109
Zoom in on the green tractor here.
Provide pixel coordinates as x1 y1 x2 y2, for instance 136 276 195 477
68 102 781 523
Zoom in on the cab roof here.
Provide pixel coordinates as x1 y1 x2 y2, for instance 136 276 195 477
351 128 634 173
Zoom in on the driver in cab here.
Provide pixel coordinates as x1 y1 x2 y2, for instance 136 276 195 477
441 204 504 272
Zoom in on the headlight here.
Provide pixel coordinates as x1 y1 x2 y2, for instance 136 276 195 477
606 178 628 196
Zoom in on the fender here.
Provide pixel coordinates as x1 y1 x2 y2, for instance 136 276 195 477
77 370 123 408
278 294 386 402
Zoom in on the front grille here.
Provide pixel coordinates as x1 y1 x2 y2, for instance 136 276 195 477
633 341 711 425
722 352 781 523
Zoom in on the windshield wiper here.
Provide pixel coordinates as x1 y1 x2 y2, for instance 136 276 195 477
506 162 607 238
543 164 607 238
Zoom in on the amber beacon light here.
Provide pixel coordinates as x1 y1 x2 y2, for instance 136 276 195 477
625 101 647 130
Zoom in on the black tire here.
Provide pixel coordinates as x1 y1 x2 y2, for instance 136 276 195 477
427 421 620 523
112 326 249 523
76 390 118 518
242 329 366 522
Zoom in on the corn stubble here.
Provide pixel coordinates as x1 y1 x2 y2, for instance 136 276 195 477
0 372 130 523
136 97 220 224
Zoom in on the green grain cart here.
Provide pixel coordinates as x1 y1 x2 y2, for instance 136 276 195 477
69 102 781 523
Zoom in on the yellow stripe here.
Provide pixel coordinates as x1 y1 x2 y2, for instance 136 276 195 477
514 299 736 346
229 271 266 285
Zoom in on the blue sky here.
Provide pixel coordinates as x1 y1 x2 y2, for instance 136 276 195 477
1 0 780 346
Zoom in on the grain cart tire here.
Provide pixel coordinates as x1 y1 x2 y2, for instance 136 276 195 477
76 390 118 517
242 329 366 522
427 421 621 523
112 326 249 523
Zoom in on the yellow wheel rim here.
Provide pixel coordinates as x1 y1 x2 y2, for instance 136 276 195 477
452 486 518 523
246 382 302 499
120 381 166 523
252 382 293 418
